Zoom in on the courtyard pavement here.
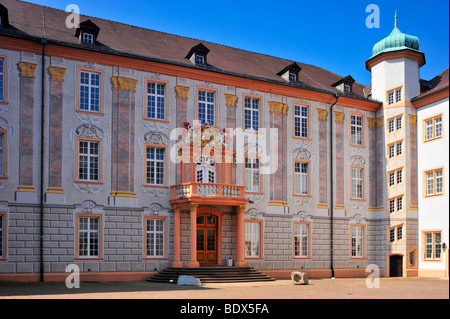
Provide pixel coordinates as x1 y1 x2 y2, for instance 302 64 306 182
0 277 448 299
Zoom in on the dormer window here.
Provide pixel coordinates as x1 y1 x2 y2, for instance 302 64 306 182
195 55 205 65
82 33 94 44
185 43 210 66
0 4 10 29
289 72 297 83
331 75 355 94
277 62 301 83
75 20 100 45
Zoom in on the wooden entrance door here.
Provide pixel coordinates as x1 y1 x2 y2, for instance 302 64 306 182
390 255 403 277
196 214 217 264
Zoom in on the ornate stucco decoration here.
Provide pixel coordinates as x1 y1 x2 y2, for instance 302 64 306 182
111 75 138 93
408 114 417 126
367 117 377 128
317 108 328 121
268 101 288 115
175 85 190 99
224 93 237 107
18 61 37 78
49 66 67 82
334 111 344 123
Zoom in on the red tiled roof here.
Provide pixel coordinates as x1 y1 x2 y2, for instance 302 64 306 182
1 0 370 98
415 68 449 100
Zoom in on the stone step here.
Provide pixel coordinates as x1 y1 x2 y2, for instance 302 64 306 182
146 266 275 283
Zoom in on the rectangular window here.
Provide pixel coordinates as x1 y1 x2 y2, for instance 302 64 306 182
82 32 94 44
389 199 395 214
294 104 309 138
294 161 309 195
388 92 394 105
389 145 395 158
351 167 364 199
389 228 395 243
244 97 260 131
0 213 4 259
351 225 364 258
78 141 100 182
389 172 395 187
0 132 4 177
245 157 260 193
79 71 101 112
425 168 444 196
294 223 309 258
351 114 363 146
397 196 403 211
424 231 442 260
147 82 166 120
388 119 395 133
396 169 403 184
198 90 215 126
397 226 403 241
78 216 101 258
195 55 205 64
145 218 165 258
396 116 402 131
289 73 297 83
395 89 402 103
0 58 4 101
396 141 402 156
146 147 165 186
245 221 261 258
424 115 443 142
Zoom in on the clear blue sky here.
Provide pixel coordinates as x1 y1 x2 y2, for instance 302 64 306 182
26 0 449 86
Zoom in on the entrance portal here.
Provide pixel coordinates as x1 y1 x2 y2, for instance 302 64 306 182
389 255 403 277
196 214 218 264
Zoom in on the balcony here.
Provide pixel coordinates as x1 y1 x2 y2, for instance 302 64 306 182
170 182 248 206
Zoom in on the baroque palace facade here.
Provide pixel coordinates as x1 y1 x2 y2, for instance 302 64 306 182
0 1 448 281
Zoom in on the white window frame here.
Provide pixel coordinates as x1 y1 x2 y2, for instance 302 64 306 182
78 141 100 182
351 115 363 146
146 218 165 258
245 222 261 258
245 157 260 193
195 55 205 64
351 226 364 258
198 90 215 126
294 223 309 257
244 97 260 132
351 167 364 199
82 32 94 44
0 58 4 102
79 71 101 112
0 213 4 259
294 161 309 195
395 89 402 103
0 132 4 177
78 217 100 258
146 147 165 186
147 82 166 120
294 104 308 138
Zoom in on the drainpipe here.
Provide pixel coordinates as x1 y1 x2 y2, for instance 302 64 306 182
39 38 47 283
329 92 339 279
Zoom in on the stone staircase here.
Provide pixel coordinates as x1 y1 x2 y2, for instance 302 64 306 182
146 266 275 283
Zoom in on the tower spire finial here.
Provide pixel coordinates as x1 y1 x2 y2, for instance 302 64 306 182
395 11 398 28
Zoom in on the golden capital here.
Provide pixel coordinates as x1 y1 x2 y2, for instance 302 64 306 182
224 93 237 107
18 61 37 78
367 117 377 128
317 108 328 121
176 85 190 99
236 205 246 213
408 114 417 126
49 66 67 82
268 101 288 115
189 203 199 211
376 116 384 128
334 111 344 123
111 76 138 93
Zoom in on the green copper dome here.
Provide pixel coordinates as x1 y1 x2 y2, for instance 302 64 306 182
371 13 420 57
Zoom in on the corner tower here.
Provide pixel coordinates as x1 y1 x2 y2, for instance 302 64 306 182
366 13 424 277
